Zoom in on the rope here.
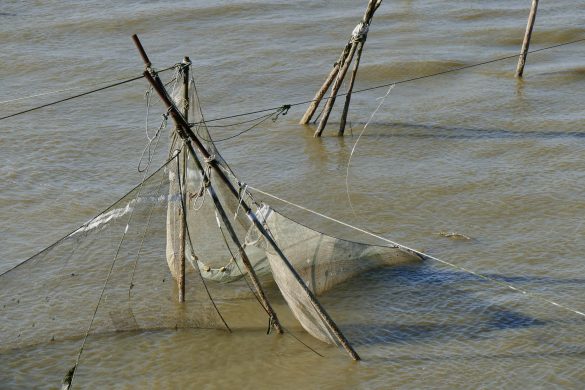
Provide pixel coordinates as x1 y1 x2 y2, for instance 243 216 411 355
2 38 584 126
137 111 168 173
351 22 369 43
195 105 290 143
127 112 172 297
186 37 585 127
345 85 394 222
246 185 585 320
0 64 178 122
0 159 177 278
0 69 172 106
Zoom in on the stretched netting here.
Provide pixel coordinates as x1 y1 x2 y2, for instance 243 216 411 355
0 158 231 355
165 136 422 345
247 204 420 343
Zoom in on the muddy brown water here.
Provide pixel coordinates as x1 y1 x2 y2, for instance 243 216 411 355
1 1 585 388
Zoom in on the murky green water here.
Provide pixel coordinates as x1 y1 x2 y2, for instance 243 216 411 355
1 1 585 388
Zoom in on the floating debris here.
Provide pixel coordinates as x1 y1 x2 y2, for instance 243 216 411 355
436 231 472 241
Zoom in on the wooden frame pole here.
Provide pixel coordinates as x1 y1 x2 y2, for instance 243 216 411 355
339 0 382 136
314 41 359 137
178 57 190 303
338 40 364 136
516 0 539 78
131 35 283 334
132 35 359 360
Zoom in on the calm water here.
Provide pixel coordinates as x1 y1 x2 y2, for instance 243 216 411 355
1 0 585 388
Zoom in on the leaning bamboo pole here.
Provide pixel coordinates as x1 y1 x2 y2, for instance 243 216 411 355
188 151 285 335
516 0 539 78
299 42 352 125
314 41 359 137
132 35 360 360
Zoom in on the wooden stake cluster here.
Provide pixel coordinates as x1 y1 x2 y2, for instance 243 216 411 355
300 0 382 137
132 34 360 360
516 0 539 78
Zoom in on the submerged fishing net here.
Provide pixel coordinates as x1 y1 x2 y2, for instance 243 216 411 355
168 135 422 344
0 142 421 359
0 158 231 354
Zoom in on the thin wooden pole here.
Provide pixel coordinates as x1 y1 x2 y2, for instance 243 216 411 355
202 174 284 335
314 41 359 137
133 35 359 360
339 0 381 136
516 0 539 78
178 58 190 303
314 0 381 137
339 41 364 136
299 42 351 124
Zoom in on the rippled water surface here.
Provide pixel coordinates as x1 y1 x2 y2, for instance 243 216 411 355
1 0 585 388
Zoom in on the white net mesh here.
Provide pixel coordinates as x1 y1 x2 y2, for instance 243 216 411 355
0 158 230 355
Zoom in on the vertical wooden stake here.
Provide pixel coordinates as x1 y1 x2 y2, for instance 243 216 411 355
178 57 190 303
516 0 539 78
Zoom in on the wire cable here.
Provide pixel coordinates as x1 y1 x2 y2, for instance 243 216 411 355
187 37 585 126
0 64 178 122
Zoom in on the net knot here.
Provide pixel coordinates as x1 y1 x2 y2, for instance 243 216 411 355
272 105 291 122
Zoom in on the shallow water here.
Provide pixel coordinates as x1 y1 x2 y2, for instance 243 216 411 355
1 0 585 388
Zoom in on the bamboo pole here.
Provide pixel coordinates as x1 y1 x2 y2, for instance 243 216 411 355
132 35 360 360
299 42 351 125
515 0 539 78
339 0 382 135
314 41 358 137
202 175 284 335
313 0 381 137
178 58 190 303
338 41 364 135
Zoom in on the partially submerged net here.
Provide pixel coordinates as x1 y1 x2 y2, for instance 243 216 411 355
0 158 230 354
0 137 421 358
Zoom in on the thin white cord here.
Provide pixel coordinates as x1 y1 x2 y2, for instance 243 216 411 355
345 85 395 221
247 185 585 319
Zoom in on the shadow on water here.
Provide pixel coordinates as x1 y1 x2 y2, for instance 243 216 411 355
368 346 585 364
325 263 585 352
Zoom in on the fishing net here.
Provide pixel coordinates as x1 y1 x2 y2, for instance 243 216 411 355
0 139 421 358
0 69 424 386
0 157 231 355
167 134 423 345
